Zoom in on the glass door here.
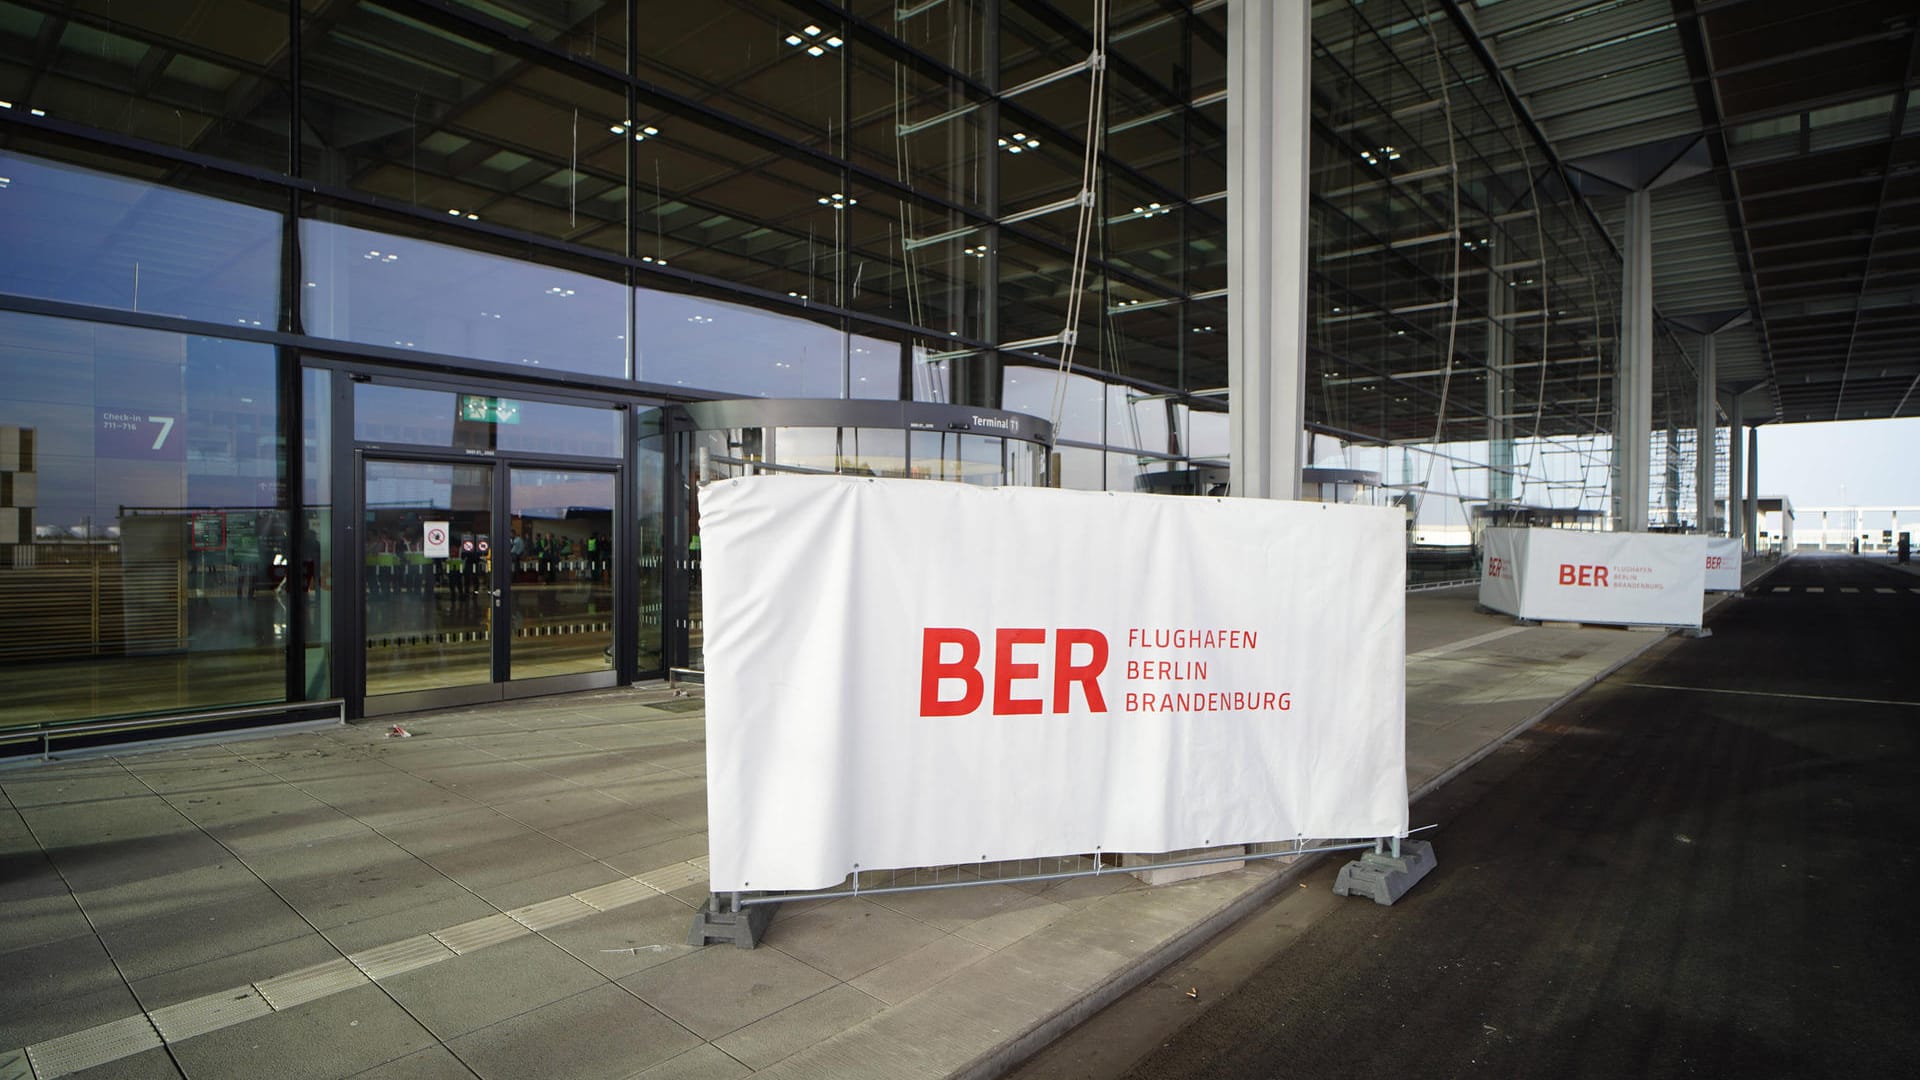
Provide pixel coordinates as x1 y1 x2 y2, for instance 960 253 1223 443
362 459 497 709
506 467 616 687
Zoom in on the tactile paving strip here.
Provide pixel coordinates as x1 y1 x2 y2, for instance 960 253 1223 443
150 987 272 1043
506 895 596 932
27 1015 162 1079
434 913 528 954
254 958 368 1010
573 876 653 911
349 934 456 980
636 860 707 894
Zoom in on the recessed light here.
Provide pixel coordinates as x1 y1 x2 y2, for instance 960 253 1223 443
784 34 802 46
803 25 821 36
807 45 824 56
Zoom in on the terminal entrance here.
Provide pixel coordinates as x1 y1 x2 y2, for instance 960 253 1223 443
358 458 618 715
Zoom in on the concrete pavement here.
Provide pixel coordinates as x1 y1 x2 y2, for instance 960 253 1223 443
0 566 1779 1080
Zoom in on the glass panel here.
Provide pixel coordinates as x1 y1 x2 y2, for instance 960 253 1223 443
0 312 284 729
301 368 333 698
850 335 900 399
763 427 836 474
841 427 908 478
0 149 280 327
635 409 665 676
508 469 613 680
1108 385 1172 454
1003 364 1103 444
908 430 1002 484
301 3 628 251
1007 438 1047 487
636 287 844 397
1054 444 1105 491
362 460 492 698
0 0 292 173
302 220 627 379
353 383 621 458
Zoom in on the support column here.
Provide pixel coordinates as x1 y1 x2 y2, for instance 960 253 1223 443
1227 0 1310 500
1695 335 1716 533
1616 189 1654 532
1746 425 1759 553
1487 263 1513 503
1727 392 1745 550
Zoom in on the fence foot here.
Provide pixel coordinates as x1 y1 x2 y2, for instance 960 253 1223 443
688 894 778 949
1333 839 1436 906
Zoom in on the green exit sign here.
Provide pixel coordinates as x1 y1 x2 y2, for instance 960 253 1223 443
459 395 520 424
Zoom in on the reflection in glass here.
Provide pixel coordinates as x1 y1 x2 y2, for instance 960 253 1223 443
301 5 628 252
909 431 1003 485
635 410 666 675
508 469 614 680
0 312 284 730
0 150 281 328
302 221 626 378
1055 445 1106 491
362 461 493 699
636 287 844 397
301 368 333 699
0 5 292 173
353 384 621 458
850 336 900 399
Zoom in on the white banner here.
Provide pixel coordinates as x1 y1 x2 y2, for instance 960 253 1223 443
701 477 1408 893
1705 537 1741 591
1478 527 1706 627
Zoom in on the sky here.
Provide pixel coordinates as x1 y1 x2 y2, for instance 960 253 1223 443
1758 417 1920 510
1758 417 1920 541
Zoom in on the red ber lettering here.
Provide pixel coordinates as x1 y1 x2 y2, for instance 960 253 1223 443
919 628 1110 716
920 628 984 716
1557 564 1608 587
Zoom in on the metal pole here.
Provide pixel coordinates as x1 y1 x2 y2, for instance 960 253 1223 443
1727 393 1746 550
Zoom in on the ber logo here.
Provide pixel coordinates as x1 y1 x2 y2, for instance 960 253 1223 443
920 628 1108 716
1558 563 1608 587
1487 556 1506 579
1705 555 1725 570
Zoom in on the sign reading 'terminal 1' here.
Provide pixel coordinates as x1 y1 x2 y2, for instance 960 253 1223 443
699 476 1408 893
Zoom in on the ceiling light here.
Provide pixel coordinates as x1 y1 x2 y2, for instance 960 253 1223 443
784 34 803 45
29 108 44 117
0 101 11 109
610 124 625 134
826 36 843 47
466 213 478 220
807 45 825 56
803 25 822 36
818 192 856 209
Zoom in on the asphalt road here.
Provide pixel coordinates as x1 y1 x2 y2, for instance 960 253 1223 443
1034 554 1920 1080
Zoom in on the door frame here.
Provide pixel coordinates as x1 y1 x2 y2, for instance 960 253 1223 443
325 364 661 719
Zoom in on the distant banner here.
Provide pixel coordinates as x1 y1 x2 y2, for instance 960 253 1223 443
700 477 1409 893
1478 527 1706 627
1705 537 1741 591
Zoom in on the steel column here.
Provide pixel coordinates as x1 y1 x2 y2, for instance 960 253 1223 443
1617 189 1654 532
1746 425 1760 551
1696 334 1717 533
1227 0 1310 500
1727 392 1745 550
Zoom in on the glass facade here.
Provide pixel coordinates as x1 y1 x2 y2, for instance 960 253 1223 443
0 1 1646 743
